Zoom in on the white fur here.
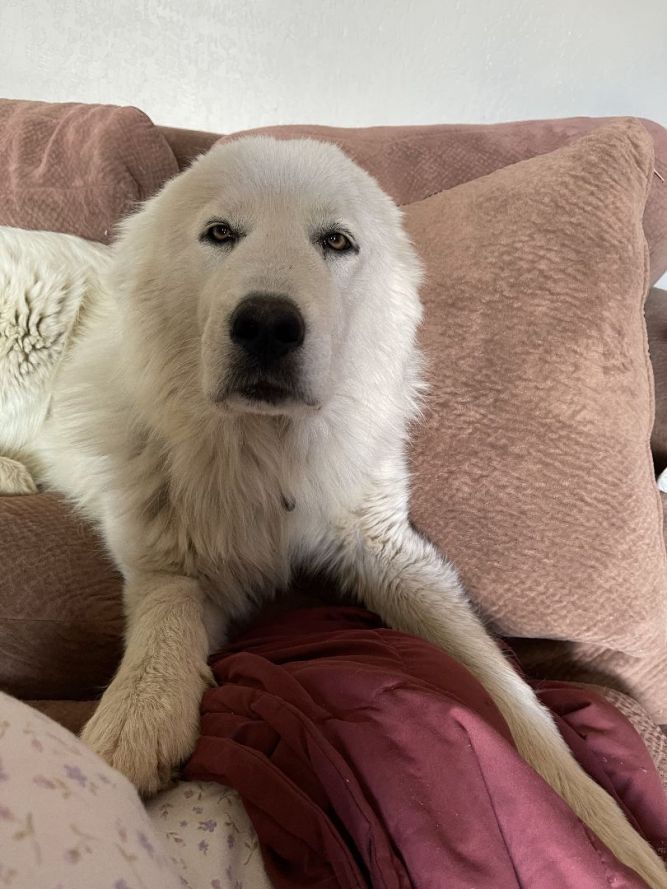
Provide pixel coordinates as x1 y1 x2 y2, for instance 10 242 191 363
1 138 665 886
0 227 109 490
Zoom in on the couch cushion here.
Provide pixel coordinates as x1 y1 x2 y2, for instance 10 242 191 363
402 120 667 720
218 116 667 284
158 125 219 169
0 99 178 243
0 493 123 699
508 491 667 725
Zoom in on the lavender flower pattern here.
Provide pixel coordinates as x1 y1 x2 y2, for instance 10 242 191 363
0 692 184 888
63 764 87 787
0 692 270 889
146 780 271 888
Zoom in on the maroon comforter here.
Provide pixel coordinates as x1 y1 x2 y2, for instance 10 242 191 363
185 607 667 888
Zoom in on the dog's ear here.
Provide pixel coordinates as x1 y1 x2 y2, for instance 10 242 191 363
107 195 164 307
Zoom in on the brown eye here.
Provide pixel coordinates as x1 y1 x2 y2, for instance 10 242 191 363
203 223 236 245
323 231 353 253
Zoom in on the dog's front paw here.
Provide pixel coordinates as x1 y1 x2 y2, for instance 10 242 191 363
0 456 38 495
80 663 214 797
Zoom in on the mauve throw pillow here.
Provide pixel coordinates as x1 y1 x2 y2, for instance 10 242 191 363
404 120 667 720
0 99 179 243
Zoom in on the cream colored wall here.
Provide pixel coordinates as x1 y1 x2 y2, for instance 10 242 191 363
3 0 665 132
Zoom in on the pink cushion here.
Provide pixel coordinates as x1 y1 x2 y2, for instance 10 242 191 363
0 99 178 243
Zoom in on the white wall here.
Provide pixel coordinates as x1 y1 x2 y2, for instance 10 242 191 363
3 0 666 134
2 0 667 287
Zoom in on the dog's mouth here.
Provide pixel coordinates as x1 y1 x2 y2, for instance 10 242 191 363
235 381 293 405
216 373 319 415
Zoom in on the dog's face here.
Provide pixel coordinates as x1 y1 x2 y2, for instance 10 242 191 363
114 137 422 420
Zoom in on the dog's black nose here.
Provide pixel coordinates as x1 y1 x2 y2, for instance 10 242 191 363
230 294 305 364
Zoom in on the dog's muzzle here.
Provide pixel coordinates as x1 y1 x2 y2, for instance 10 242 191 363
225 293 306 406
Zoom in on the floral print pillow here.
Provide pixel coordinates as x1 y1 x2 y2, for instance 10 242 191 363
0 692 271 889
146 781 271 889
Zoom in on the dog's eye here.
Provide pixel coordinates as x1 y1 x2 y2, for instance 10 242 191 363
202 223 237 246
322 231 353 253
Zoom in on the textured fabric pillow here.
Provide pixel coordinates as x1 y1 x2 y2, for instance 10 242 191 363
509 496 667 724
403 120 667 720
218 116 667 284
0 99 179 243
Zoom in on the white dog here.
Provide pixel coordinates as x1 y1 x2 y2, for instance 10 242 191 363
1 137 664 886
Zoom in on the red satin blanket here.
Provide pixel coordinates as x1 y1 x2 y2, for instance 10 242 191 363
185 607 667 888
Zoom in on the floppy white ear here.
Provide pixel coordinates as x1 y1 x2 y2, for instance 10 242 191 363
107 195 164 307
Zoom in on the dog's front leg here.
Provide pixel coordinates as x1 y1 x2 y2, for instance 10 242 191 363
331 515 667 887
80 572 213 797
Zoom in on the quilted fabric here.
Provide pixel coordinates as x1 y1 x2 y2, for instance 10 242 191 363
594 687 667 786
0 99 179 243
185 607 667 888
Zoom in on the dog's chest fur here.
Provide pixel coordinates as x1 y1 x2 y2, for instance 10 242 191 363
119 411 345 616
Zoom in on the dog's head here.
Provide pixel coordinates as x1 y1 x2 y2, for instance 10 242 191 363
113 137 423 423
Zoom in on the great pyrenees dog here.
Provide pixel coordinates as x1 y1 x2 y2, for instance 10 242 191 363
0 137 664 885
